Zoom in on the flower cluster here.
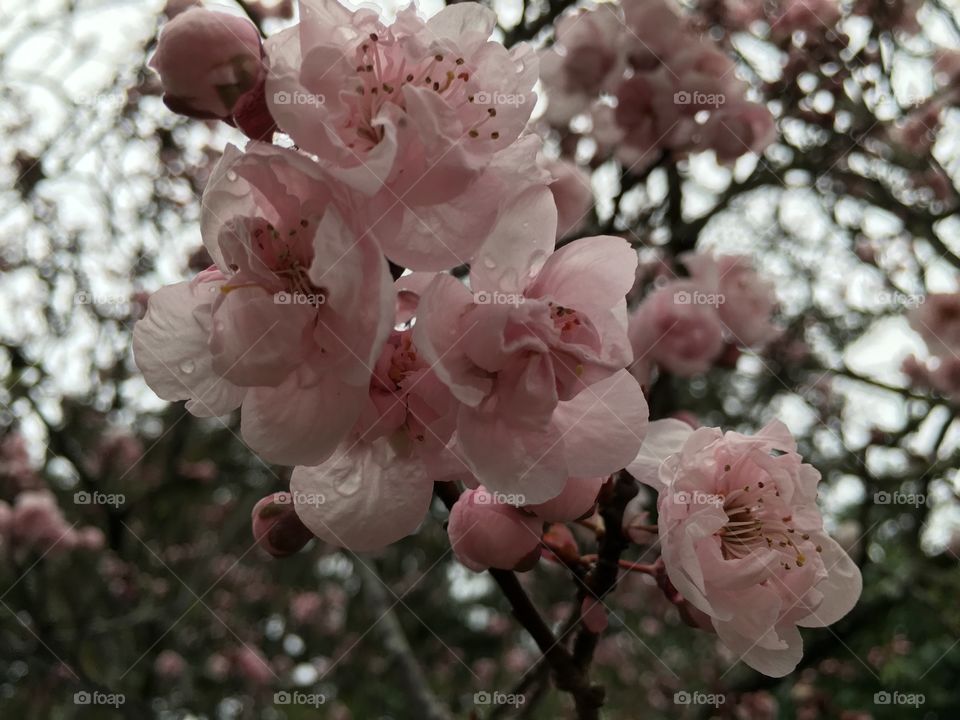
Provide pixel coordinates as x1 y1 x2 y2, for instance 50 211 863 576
629 252 780 379
135 0 648 556
540 0 776 168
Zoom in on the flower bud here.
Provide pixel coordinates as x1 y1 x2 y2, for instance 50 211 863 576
150 8 265 121
251 492 314 557
525 476 604 522
447 487 542 572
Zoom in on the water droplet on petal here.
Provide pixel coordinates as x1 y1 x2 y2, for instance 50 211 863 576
178 359 196 375
226 170 238 182
482 256 496 269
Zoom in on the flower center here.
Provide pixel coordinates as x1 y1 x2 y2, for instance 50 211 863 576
716 472 822 571
343 32 500 151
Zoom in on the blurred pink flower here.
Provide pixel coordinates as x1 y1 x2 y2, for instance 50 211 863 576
908 292 960 358
448 486 542 571
629 280 725 377
539 6 626 124
627 419 862 676
682 252 781 348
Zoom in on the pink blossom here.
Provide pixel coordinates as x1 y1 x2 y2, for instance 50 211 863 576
682 252 781 348
907 293 960 358
154 650 187 679
133 142 393 467
266 0 543 269
698 102 777 161
448 486 543 571
251 492 314 557
525 476 605 522
539 6 626 124
414 188 648 503
627 419 862 677
290 281 458 553
150 7 275 138
545 158 594 240
629 281 725 377
11 491 77 555
232 645 273 686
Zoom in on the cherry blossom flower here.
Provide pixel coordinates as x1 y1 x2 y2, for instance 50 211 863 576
133 142 393 467
627 419 862 676
265 0 543 269
539 5 627 124
629 280 725 377
448 486 543 571
414 187 648 503
682 252 781 348
290 279 460 552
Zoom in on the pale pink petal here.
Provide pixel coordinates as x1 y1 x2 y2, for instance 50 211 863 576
626 419 695 491
552 370 648 478
133 279 245 417
290 439 433 552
